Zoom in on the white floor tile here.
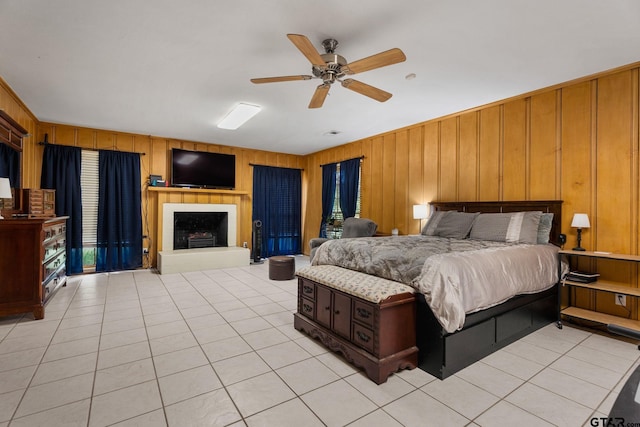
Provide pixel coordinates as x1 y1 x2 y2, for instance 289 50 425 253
1 263 636 427
164 389 241 427
158 364 222 405
245 398 325 426
226 371 296 417
89 380 162 427
301 380 378 427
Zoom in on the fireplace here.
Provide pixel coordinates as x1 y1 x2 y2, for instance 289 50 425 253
157 202 249 274
162 203 238 251
173 211 228 250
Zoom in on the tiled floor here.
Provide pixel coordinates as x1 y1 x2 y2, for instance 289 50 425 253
0 256 638 427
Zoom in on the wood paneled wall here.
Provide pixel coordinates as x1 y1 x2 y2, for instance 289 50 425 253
0 77 39 187
32 123 304 267
303 62 640 319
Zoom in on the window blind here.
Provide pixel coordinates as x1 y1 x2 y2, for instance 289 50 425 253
81 150 99 246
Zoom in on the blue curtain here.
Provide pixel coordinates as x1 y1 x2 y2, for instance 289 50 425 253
40 145 83 275
339 157 361 219
0 144 20 187
319 163 337 237
252 165 301 257
96 150 142 272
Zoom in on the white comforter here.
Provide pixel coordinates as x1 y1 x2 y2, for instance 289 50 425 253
312 236 562 333
415 243 560 333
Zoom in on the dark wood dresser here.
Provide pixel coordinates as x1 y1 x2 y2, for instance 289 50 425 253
0 216 69 319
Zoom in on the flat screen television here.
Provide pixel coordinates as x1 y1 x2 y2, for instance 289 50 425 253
171 148 236 189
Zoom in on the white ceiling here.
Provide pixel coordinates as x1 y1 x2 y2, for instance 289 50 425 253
1 1 639 155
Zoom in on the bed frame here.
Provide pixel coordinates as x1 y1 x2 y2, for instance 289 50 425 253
417 200 563 379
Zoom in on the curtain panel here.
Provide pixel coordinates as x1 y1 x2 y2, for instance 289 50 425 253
338 157 361 219
0 143 20 187
320 163 337 238
96 150 142 272
40 144 84 274
252 165 302 257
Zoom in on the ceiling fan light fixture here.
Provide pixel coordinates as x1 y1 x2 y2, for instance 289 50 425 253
217 103 262 130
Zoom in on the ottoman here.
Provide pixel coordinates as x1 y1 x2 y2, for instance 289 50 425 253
269 256 295 280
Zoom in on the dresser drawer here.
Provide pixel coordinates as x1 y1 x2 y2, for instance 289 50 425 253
43 251 66 283
353 300 375 327
43 236 66 262
299 279 315 300
353 323 375 353
300 297 315 319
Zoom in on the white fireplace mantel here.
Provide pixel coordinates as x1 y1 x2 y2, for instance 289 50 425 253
162 203 238 250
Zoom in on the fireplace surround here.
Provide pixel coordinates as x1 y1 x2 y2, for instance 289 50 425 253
157 203 249 274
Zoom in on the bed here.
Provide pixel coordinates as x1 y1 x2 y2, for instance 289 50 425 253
310 200 563 379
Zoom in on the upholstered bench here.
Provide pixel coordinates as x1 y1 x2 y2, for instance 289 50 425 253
294 265 418 384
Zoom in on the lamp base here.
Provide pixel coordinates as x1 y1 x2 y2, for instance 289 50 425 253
572 246 586 251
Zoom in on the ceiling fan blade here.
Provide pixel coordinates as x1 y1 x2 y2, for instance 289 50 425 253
251 75 312 84
342 48 406 75
341 79 392 102
287 34 326 67
308 84 330 109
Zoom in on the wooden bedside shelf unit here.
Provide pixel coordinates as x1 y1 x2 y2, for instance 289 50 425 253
558 250 640 337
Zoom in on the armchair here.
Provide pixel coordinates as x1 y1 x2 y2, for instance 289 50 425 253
309 217 378 262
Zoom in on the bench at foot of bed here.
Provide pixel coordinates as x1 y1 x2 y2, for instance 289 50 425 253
294 265 418 384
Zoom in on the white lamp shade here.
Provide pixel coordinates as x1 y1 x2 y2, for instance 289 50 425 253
571 213 590 228
413 204 429 220
0 178 11 199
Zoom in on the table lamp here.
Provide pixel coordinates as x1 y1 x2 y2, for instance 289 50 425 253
571 213 590 251
413 204 429 231
0 178 12 219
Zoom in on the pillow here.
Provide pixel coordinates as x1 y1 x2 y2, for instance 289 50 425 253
434 211 479 239
421 210 451 236
536 213 554 244
469 211 542 244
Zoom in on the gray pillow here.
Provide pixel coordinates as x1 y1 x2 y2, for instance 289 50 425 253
341 217 377 238
537 213 554 244
434 211 479 239
421 210 451 236
470 211 542 244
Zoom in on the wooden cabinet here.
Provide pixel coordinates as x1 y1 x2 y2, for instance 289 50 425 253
559 250 640 335
0 216 68 319
15 189 56 217
295 276 417 384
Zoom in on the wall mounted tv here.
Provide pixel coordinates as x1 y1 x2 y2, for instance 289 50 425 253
171 148 236 189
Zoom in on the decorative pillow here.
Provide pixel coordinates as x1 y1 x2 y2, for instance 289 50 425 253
470 211 542 244
421 210 451 236
536 213 554 244
434 211 479 239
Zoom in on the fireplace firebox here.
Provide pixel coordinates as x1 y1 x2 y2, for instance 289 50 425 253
173 211 228 250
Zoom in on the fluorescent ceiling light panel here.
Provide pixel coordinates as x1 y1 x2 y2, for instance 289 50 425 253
217 103 261 130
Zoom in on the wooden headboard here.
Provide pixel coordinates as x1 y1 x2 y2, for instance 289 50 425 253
430 200 563 245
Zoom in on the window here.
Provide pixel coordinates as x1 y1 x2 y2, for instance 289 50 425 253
327 163 361 238
80 150 99 271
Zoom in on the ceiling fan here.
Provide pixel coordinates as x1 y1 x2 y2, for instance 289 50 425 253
251 34 406 109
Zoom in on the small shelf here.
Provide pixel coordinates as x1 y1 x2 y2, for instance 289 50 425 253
563 279 640 297
559 249 640 263
561 307 640 332
148 186 249 196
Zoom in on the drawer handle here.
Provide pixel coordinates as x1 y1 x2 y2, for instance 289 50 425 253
356 331 371 343
334 310 340 315
356 308 371 319
303 303 312 313
325 306 331 311
303 285 313 293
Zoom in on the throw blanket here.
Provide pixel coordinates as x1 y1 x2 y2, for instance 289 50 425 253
312 235 560 332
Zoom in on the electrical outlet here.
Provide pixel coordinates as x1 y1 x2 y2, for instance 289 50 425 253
143 247 149 254
615 294 626 306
